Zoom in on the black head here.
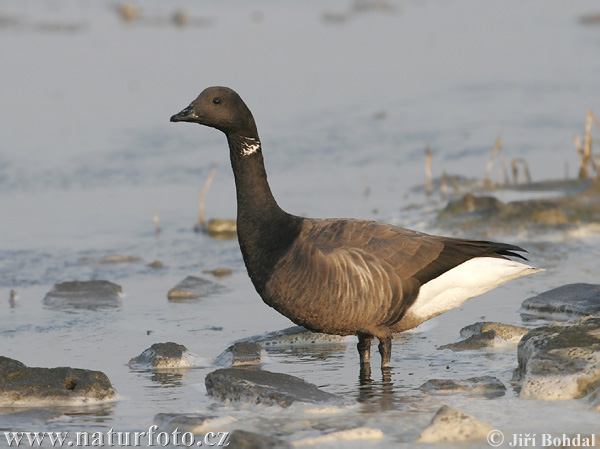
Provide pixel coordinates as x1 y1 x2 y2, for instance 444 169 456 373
170 86 259 139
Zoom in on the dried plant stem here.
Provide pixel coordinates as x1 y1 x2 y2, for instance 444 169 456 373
440 171 448 199
485 135 509 187
575 135 584 177
451 175 460 195
510 158 532 184
425 147 432 194
153 211 161 233
198 167 217 228
579 110 593 179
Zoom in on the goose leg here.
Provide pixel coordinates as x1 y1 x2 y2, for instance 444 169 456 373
378 338 392 368
357 333 373 365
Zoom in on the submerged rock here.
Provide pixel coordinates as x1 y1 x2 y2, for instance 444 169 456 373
0 408 64 424
128 342 204 369
81 254 141 264
43 280 122 311
147 260 164 269
436 181 600 237
513 317 600 400
293 427 384 446
460 321 530 343
154 413 236 433
227 430 291 449
0 357 117 406
438 330 506 351
420 376 506 398
167 275 225 300
439 193 503 219
216 342 264 367
238 326 347 347
205 368 342 407
207 219 237 239
588 388 600 411
416 405 493 443
203 268 233 277
521 283 600 320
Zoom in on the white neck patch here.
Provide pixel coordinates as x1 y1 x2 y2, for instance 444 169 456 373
240 137 261 156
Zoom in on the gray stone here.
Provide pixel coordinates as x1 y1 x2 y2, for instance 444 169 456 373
420 376 506 398
588 388 600 411
43 280 122 311
205 368 342 407
167 276 224 300
216 342 264 367
460 322 530 343
292 428 384 446
513 317 600 400
0 357 117 406
207 219 237 239
0 408 64 424
238 326 347 347
147 260 164 269
203 268 233 277
439 193 503 219
81 254 141 264
227 430 291 449
521 283 600 320
416 405 493 443
438 330 506 351
154 413 236 433
128 342 204 369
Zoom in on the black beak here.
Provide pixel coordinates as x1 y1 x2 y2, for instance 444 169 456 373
170 106 198 123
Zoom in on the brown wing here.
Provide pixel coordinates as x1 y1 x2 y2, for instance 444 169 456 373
264 218 526 337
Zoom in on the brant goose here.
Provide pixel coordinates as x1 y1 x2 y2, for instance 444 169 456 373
171 87 541 368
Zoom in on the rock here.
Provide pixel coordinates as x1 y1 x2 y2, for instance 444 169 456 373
529 207 568 225
203 268 233 277
207 219 237 239
460 322 530 343
227 430 291 449
419 376 506 398
238 326 347 347
128 342 205 369
147 260 164 268
513 317 600 400
216 342 264 367
416 405 493 443
0 408 64 424
438 330 506 351
439 193 503 219
154 413 236 433
205 368 342 407
43 280 122 311
293 428 384 446
118 4 139 22
0 357 117 406
588 388 600 411
521 283 600 320
167 275 224 300
93 255 141 264
581 12 600 25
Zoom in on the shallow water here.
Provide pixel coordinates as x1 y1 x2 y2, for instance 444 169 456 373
1 1 600 447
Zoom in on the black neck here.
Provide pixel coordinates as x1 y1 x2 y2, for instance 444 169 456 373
227 135 302 292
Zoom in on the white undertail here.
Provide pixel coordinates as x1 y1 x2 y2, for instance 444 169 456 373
408 257 543 323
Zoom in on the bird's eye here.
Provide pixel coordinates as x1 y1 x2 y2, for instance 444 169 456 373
213 98 221 105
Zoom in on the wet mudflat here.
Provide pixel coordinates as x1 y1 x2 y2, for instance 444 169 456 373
2 1 600 447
